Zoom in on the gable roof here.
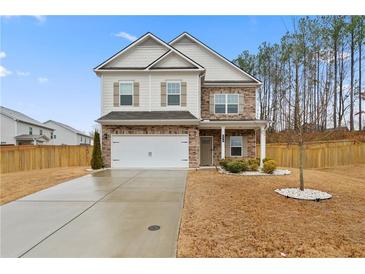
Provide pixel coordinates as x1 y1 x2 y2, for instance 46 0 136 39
145 50 199 70
0 106 54 130
94 32 204 72
169 32 261 84
44 120 91 138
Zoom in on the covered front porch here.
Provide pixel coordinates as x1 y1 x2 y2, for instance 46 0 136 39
199 120 269 168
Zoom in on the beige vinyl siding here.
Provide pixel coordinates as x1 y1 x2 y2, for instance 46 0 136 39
107 38 168 68
101 71 201 118
149 71 200 118
172 39 252 81
152 52 194 68
102 72 149 115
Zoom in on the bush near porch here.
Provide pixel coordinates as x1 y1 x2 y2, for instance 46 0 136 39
220 158 276 174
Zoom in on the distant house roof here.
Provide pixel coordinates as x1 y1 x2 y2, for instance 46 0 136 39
97 111 198 121
0 106 54 130
44 120 91 138
15 134 50 141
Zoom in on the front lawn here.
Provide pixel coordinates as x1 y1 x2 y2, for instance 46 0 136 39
177 165 365 257
0 166 91 205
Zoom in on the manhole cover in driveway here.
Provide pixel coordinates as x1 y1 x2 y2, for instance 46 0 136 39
148 225 160 231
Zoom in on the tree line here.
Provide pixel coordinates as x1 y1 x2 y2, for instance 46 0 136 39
235 16 364 132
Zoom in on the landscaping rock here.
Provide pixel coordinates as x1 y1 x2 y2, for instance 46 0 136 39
275 188 332 201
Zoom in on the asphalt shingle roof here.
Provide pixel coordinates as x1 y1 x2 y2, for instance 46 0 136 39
0 106 54 130
97 111 198 121
44 120 91 137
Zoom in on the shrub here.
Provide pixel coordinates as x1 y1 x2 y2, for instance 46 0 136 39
247 158 259 171
226 161 243 173
237 159 249 172
263 157 273 163
248 158 259 166
219 159 232 170
90 131 103 170
262 160 277 174
249 162 259 171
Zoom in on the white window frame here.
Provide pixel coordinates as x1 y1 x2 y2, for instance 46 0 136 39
166 80 181 107
214 94 239 114
29 127 33 135
119 80 134 106
230 136 243 157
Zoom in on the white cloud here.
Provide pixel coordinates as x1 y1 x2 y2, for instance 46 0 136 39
16 71 30 76
32 15 46 23
0 65 12 77
114 32 137 42
37 77 49 83
0 51 6 59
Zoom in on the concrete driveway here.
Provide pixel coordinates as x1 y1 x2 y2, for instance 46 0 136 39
0 169 187 258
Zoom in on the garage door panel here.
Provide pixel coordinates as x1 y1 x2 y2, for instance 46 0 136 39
111 135 189 168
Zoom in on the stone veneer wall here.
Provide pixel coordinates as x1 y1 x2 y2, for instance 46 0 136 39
101 125 199 168
200 129 256 165
201 87 256 120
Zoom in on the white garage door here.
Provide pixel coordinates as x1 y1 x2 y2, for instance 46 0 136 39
111 135 189 168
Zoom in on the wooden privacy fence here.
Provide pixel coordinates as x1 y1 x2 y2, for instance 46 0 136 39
0 145 93 173
256 140 365 168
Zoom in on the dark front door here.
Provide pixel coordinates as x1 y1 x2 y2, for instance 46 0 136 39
200 136 213 166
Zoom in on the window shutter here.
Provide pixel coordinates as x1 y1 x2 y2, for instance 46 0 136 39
225 136 230 157
181 82 187 107
161 82 166 107
113 82 119 107
239 94 244 113
243 136 248 157
133 82 139 107
209 93 214 114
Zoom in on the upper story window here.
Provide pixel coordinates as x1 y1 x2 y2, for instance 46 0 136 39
29 127 33 135
230 136 243 157
167 81 181 106
119 81 134 106
51 132 54 139
214 94 239 114
40 129 43 135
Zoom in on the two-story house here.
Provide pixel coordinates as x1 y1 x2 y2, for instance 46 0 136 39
95 32 269 169
44 120 92 145
0 106 54 145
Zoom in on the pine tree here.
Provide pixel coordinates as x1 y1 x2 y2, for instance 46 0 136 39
90 131 103 169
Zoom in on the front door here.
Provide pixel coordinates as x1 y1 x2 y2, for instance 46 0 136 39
200 136 213 166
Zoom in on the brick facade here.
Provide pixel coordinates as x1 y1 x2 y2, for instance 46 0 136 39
101 125 199 168
201 87 256 120
200 129 256 165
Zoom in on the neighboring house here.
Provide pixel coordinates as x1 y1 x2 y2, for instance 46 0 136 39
43 120 92 145
94 32 269 169
0 106 54 145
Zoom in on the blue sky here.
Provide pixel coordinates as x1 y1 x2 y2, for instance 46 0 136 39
0 16 297 133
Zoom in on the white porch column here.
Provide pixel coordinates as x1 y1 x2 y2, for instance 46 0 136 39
260 126 266 168
221 126 225 159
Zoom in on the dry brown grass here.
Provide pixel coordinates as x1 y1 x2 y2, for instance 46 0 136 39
178 165 365 258
0 166 90 205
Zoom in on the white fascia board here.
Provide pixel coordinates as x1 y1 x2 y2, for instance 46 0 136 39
145 46 204 71
202 82 261 87
170 33 261 84
97 119 200 126
96 69 204 73
94 33 170 71
199 120 269 129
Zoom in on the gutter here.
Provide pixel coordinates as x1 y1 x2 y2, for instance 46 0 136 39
96 119 200 126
